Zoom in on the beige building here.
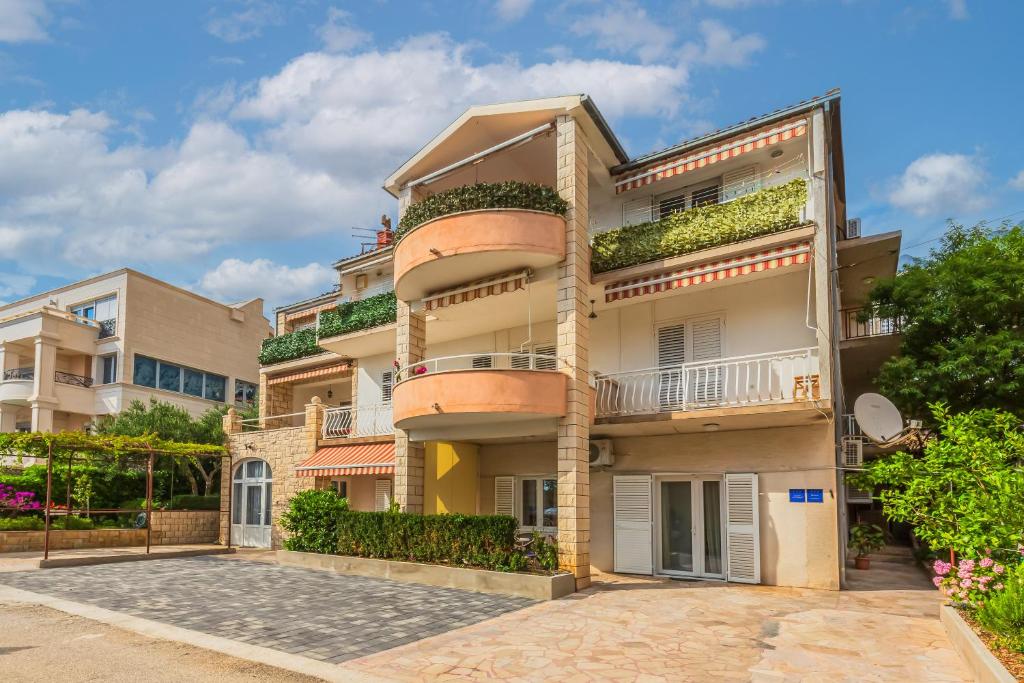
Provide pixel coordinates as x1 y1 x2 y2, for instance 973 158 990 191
226 90 902 592
0 269 270 433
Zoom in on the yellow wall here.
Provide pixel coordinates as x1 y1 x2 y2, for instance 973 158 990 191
424 441 479 514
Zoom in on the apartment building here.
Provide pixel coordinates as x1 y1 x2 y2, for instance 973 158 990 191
227 90 901 591
0 269 270 433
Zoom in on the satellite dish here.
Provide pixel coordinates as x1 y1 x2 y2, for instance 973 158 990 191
854 393 904 442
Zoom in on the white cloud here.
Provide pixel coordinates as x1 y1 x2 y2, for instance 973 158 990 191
317 7 370 53
947 0 968 20
703 0 778 7
205 0 283 43
1009 170 1024 191
0 272 36 305
198 258 336 306
495 0 534 22
570 2 675 62
888 153 988 217
0 0 50 43
683 20 765 67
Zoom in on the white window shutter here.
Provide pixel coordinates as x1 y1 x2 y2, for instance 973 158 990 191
613 475 653 575
374 479 393 512
622 196 653 226
725 473 760 584
494 476 515 517
722 165 759 201
381 371 394 402
657 324 686 410
691 318 723 404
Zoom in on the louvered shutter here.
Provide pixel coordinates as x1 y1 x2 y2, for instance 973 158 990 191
722 165 759 201
622 196 654 226
494 476 515 517
534 344 557 370
657 324 686 410
381 371 393 402
725 473 760 584
472 355 493 369
613 475 653 574
691 318 723 405
374 479 393 512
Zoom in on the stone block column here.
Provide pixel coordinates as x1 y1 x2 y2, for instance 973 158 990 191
304 396 324 454
30 333 58 433
394 298 426 513
555 114 592 590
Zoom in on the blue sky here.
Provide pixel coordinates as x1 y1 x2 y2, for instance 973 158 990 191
1 0 1021 314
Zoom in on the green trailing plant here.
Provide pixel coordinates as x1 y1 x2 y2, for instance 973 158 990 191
591 179 808 273
848 522 886 558
396 181 568 239
0 517 44 531
258 327 320 365
978 563 1024 652
318 290 397 338
279 489 351 554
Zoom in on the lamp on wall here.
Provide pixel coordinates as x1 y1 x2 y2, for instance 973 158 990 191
327 386 333 400
588 299 597 319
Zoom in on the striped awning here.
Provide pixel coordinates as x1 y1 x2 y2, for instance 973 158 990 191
296 442 395 477
424 270 527 311
615 118 808 194
284 302 335 322
604 242 811 303
267 362 350 386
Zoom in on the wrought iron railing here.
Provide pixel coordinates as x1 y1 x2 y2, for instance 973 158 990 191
841 308 900 340
322 403 393 439
98 318 117 338
395 352 559 382
2 367 34 381
54 371 94 388
593 348 819 418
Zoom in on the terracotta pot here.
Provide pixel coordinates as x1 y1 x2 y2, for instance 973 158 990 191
854 555 871 570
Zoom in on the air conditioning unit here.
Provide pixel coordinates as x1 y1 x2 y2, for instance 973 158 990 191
845 217 862 239
841 436 863 467
589 439 614 468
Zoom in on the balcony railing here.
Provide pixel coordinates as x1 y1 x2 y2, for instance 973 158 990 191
54 371 94 388
338 282 393 304
593 348 819 418
396 352 560 382
841 308 900 340
322 403 393 439
2 367 34 381
240 412 306 432
98 318 117 338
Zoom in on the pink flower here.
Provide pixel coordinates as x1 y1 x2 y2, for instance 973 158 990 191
995 583 1004 591
979 575 992 584
980 557 994 568
932 576 943 587
979 584 988 592
933 560 951 576
994 564 1005 575
960 579 973 588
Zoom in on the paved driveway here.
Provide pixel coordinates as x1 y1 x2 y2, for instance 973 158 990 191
0 556 534 665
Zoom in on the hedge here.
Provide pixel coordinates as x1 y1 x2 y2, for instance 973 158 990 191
279 489 351 554
591 179 809 273
318 290 397 339
396 181 568 240
258 327 321 365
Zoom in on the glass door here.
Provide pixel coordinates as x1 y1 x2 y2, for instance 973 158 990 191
242 484 262 547
660 480 694 574
656 476 725 579
231 459 273 548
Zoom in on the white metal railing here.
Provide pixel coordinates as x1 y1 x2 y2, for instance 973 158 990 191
841 308 901 340
322 403 394 439
240 411 306 432
594 347 819 418
396 352 559 382
338 282 393 304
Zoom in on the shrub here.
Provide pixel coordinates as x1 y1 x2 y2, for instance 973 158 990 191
848 523 886 558
1 464 148 511
0 517 44 531
167 494 220 510
258 327 321 365
396 181 568 239
280 489 351 554
318 291 397 339
51 516 94 530
978 562 1024 652
591 179 808 273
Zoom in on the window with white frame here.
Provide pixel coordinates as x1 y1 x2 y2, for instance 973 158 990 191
234 379 257 407
133 355 228 402
331 479 348 499
520 476 558 530
99 354 117 385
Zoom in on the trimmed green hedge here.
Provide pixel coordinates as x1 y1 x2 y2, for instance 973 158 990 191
258 327 320 365
591 179 809 273
280 489 351 554
396 181 568 240
318 290 397 338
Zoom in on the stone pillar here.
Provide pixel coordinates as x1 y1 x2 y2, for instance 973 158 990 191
30 334 58 433
554 114 592 590
304 396 324 454
394 298 426 513
222 407 242 435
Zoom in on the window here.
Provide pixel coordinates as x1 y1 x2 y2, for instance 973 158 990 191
691 183 721 207
658 191 687 219
381 371 393 402
235 379 258 407
520 476 558 530
158 362 181 392
99 354 117 385
204 374 226 402
133 356 157 388
183 369 204 397
292 319 316 333
331 480 348 499
132 354 229 403
72 294 117 333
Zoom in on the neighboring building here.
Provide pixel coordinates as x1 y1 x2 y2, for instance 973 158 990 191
0 269 270 433
225 90 901 591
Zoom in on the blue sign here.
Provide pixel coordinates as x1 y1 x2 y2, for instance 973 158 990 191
789 488 806 503
807 488 824 503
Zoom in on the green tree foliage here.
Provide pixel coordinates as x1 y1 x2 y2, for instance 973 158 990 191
853 405 1024 557
865 222 1024 419
978 564 1024 652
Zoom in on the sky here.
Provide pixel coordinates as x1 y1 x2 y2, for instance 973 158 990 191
1 0 1022 315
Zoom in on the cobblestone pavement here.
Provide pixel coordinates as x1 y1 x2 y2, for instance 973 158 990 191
0 556 534 665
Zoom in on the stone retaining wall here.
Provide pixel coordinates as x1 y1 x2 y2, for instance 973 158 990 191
150 510 220 545
0 510 221 553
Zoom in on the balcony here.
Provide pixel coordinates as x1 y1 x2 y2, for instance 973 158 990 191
840 308 901 341
392 353 566 439
322 403 394 440
0 367 34 405
593 348 820 420
316 290 397 359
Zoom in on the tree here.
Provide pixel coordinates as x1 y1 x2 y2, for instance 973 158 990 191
864 222 1024 420
853 405 1024 558
95 399 227 495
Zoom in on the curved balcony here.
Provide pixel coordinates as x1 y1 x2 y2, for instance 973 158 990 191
393 353 566 435
393 209 566 301
0 368 34 405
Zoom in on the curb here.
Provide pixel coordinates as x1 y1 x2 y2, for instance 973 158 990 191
940 605 1016 683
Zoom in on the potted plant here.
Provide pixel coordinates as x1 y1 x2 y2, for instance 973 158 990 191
849 522 886 570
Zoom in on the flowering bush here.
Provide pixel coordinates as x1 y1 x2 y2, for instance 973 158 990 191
934 551 1011 606
0 485 41 517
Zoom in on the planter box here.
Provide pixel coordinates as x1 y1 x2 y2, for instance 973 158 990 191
277 550 575 601
940 605 1016 683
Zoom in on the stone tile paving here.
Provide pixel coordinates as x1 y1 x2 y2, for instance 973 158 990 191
0 555 535 664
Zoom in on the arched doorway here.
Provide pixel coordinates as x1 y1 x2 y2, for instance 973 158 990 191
231 459 272 548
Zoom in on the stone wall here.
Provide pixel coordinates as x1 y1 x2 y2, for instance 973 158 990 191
0 529 146 552
150 510 220 545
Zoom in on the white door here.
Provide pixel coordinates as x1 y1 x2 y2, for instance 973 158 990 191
231 459 272 548
655 476 726 579
613 475 653 574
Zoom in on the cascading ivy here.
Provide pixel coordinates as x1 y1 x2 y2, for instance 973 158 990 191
258 327 320 366
396 181 568 240
318 290 397 339
590 179 809 273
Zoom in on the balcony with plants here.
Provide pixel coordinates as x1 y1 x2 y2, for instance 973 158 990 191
393 181 569 301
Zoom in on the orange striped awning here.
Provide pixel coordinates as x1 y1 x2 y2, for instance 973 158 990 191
424 271 527 311
284 302 336 322
296 442 395 477
604 242 811 303
615 118 807 194
267 362 350 386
